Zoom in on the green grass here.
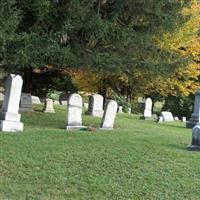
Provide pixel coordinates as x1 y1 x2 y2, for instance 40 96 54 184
0 105 199 200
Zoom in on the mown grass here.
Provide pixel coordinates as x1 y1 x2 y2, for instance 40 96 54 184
0 105 199 200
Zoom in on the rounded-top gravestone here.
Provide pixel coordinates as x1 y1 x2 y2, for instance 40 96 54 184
100 100 118 130
66 93 86 130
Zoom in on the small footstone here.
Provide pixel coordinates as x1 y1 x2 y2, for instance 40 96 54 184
188 125 200 151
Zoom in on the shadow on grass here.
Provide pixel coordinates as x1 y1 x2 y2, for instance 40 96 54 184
156 122 186 130
167 143 188 151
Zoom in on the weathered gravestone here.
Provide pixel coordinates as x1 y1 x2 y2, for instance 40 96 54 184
187 89 200 128
0 74 24 132
118 106 123 113
19 93 33 112
188 125 200 151
161 111 174 122
88 94 104 117
142 98 152 119
44 98 55 113
31 96 41 104
66 93 86 130
100 100 118 130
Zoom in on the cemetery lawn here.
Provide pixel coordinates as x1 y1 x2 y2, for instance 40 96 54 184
0 105 199 200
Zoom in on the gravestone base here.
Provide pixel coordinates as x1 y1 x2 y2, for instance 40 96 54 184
187 145 200 151
66 125 87 130
44 109 55 113
0 112 21 122
0 120 23 132
19 107 34 113
99 127 113 130
91 111 104 118
186 121 200 129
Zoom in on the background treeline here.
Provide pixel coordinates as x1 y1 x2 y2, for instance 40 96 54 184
0 0 199 117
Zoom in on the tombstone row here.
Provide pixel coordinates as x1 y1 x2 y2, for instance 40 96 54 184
66 93 118 130
0 74 118 132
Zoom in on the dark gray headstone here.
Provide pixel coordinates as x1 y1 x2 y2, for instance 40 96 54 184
19 93 33 112
187 89 200 128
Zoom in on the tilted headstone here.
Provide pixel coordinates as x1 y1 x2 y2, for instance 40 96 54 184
143 98 152 118
100 100 118 130
31 96 41 104
187 89 200 128
118 106 123 113
0 74 24 132
66 93 86 130
19 93 33 112
188 125 200 151
161 111 174 122
88 94 104 117
44 98 55 113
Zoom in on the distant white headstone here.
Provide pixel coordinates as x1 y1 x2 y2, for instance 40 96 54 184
31 96 41 104
182 117 186 122
44 98 55 113
161 111 174 122
53 100 60 105
128 108 131 114
144 98 152 118
157 116 164 123
88 94 104 117
174 117 179 121
66 93 86 130
84 102 89 109
100 100 118 130
187 89 200 128
118 106 123 113
0 74 24 132
61 100 68 105
0 92 4 101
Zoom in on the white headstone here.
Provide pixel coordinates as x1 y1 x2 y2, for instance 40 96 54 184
128 108 131 114
0 92 4 101
88 94 104 117
0 74 24 132
187 89 200 128
61 100 68 105
84 102 89 109
31 96 41 104
157 116 164 123
66 93 86 130
161 111 174 122
174 117 179 121
118 106 123 113
100 100 118 130
182 117 186 122
44 98 55 113
144 98 152 118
